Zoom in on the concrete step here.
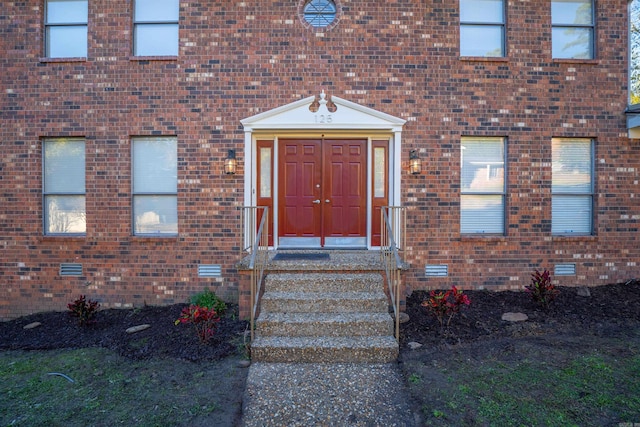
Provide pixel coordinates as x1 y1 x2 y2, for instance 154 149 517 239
264 272 383 293
260 291 388 314
252 270 398 363
256 312 394 337
250 336 399 363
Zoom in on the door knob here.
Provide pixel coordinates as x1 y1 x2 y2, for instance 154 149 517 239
325 199 330 203
312 199 321 204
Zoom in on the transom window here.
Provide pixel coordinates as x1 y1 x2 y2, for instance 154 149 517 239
134 0 179 56
460 137 506 234
552 0 594 59
303 0 337 28
460 0 505 57
45 0 88 58
552 138 594 235
43 138 86 235
132 137 178 235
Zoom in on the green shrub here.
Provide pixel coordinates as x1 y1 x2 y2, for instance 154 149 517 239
190 288 227 315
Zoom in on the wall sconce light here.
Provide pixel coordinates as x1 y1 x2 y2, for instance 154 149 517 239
224 149 237 175
409 149 421 175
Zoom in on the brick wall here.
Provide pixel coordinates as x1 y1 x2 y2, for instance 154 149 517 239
1 0 638 320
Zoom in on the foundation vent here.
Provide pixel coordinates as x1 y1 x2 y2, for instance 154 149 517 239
60 263 82 277
198 264 222 278
554 263 576 276
425 264 448 277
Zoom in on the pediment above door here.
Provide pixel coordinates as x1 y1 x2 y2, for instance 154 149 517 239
241 91 406 131
240 91 406 249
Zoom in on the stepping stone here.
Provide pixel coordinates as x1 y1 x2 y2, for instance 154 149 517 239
501 312 528 322
23 322 42 330
399 312 410 323
126 324 151 334
577 287 591 297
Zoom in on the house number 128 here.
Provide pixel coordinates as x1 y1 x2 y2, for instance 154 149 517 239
315 114 332 124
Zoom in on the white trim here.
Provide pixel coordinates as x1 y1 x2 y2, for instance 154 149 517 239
243 130 252 208
273 137 279 244
392 130 402 207
241 91 406 132
241 92 405 249
366 137 372 248
243 130 253 252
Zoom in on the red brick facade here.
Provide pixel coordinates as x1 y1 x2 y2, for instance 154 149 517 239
1 0 638 320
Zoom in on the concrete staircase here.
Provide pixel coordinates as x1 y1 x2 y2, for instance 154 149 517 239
250 272 399 363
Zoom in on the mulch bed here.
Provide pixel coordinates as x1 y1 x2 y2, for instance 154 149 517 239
2 280 639 360
401 280 640 348
0 303 248 362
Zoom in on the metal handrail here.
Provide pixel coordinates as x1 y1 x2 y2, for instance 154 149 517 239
380 206 406 341
240 206 269 341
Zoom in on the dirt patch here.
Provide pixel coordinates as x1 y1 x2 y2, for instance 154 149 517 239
2 281 640 426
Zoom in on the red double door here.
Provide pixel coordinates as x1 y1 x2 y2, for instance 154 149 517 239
278 139 367 248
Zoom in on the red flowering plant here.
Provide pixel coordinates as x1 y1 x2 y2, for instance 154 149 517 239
422 286 471 330
174 304 220 343
67 295 100 326
525 269 559 309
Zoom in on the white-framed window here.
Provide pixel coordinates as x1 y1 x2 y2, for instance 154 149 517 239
460 0 505 57
552 0 594 59
45 0 88 58
460 137 506 234
43 138 86 235
552 138 594 235
134 0 179 56
132 137 178 235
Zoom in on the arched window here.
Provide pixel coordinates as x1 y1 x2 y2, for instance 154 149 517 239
303 0 337 28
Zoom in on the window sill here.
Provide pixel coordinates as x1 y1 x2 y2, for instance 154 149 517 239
133 234 179 240
39 57 87 63
552 234 596 241
460 234 507 241
129 56 178 62
40 235 86 241
552 58 599 65
459 56 509 63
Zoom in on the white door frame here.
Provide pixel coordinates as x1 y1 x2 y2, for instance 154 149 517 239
241 92 405 249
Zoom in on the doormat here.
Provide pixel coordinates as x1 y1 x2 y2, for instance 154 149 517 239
272 253 330 261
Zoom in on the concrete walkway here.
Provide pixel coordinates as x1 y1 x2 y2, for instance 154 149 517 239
241 362 417 426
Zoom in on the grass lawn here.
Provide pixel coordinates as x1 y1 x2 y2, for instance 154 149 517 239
1 348 246 427
404 338 640 426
